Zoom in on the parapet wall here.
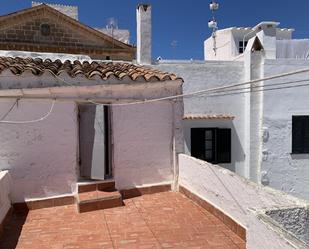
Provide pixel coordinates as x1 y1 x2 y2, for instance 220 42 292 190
0 171 11 225
178 154 308 249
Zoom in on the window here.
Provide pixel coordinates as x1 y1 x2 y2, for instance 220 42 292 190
292 116 309 154
40 24 51 36
239 41 248 54
191 128 231 164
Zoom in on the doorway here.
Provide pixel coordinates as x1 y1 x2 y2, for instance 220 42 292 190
78 104 111 180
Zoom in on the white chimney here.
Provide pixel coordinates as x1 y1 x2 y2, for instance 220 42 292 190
136 4 152 65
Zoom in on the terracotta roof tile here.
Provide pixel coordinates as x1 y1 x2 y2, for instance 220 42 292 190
183 114 235 120
0 57 183 82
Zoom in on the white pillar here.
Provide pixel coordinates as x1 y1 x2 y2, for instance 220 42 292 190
136 4 152 65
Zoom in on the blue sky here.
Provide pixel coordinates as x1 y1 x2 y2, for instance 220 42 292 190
0 0 309 60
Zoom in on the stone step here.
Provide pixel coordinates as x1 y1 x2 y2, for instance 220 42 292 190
77 180 116 193
76 190 123 213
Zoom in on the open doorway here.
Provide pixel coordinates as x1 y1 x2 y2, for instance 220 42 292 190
78 104 111 180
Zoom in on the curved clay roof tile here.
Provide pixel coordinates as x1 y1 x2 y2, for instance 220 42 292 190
0 56 183 83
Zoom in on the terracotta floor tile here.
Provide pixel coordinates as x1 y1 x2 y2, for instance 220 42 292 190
0 192 245 249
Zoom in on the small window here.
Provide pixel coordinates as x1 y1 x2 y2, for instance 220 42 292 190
191 128 231 164
239 41 248 54
40 24 51 36
292 116 309 154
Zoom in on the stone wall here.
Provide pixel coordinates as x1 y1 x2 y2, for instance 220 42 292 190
32 2 78 20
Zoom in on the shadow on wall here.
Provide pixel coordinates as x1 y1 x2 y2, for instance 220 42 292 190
183 120 245 173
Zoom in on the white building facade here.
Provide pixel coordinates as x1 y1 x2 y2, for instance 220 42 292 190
154 22 309 200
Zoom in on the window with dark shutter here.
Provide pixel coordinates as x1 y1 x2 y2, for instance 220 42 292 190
191 128 231 164
292 116 309 154
217 129 231 163
191 128 206 160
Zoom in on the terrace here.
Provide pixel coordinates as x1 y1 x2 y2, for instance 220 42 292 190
1 155 308 249
0 192 245 249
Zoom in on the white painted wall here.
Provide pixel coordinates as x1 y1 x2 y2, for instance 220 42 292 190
179 154 308 249
154 61 247 177
261 59 309 200
113 100 179 190
0 171 11 224
204 29 233 60
0 99 78 203
204 27 293 61
0 79 183 201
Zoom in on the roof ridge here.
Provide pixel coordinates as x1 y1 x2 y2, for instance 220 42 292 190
31 1 78 9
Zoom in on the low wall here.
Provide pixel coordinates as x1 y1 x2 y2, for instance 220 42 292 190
0 171 11 224
179 154 308 249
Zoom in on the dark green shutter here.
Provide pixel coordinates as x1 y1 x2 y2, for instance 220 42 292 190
216 129 231 163
191 128 205 160
292 116 309 154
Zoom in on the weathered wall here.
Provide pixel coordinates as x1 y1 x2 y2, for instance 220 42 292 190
32 2 79 20
0 100 78 203
113 98 183 190
262 59 309 200
265 207 309 245
0 6 134 60
153 61 247 176
179 154 308 249
0 171 11 224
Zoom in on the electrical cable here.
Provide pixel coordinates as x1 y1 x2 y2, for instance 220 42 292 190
46 66 309 106
0 99 56 124
0 99 18 121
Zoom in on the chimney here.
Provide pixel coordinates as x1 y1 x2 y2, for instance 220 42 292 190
136 4 152 65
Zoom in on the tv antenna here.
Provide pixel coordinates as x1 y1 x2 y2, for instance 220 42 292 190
208 1 219 56
106 18 118 48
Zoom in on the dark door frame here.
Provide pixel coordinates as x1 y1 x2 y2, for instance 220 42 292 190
78 103 113 180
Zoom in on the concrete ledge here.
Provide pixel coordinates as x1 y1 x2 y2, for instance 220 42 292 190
13 195 75 211
179 185 247 241
120 184 171 199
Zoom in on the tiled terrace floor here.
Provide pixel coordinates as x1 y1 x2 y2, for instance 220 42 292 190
0 192 245 249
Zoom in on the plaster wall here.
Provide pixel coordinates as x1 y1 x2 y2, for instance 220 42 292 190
153 61 247 176
261 59 309 200
204 28 293 61
179 154 308 249
113 98 183 190
204 30 232 60
0 100 78 203
0 171 11 224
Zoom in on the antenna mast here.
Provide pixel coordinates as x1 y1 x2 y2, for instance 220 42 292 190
106 18 118 48
208 1 219 56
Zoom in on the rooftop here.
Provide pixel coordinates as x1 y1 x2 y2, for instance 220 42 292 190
0 192 245 249
0 57 182 82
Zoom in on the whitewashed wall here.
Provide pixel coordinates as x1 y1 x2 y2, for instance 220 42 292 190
113 100 179 190
154 61 247 177
262 59 309 200
0 171 11 224
179 154 307 249
0 100 78 203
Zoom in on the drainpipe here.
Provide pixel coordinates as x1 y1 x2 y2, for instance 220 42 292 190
171 100 179 191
